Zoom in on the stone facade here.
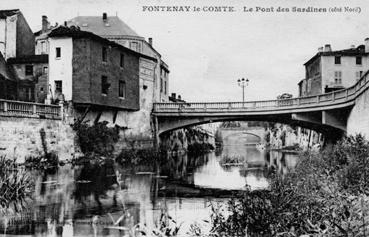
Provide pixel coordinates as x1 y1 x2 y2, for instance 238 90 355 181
67 14 170 103
0 117 77 163
7 55 49 102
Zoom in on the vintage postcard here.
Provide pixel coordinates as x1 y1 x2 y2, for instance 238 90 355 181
0 0 369 236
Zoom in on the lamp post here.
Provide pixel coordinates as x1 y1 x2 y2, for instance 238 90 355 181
237 78 249 103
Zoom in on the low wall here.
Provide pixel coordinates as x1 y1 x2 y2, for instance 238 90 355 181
0 117 77 163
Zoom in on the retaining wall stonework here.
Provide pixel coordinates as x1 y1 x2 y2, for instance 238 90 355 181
0 117 77 162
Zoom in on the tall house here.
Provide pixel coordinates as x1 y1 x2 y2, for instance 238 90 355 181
299 39 369 97
0 9 35 60
48 26 156 112
34 15 56 55
67 13 170 102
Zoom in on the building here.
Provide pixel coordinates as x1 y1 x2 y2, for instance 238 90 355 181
67 13 170 103
7 55 48 102
34 15 57 55
48 26 157 114
0 52 16 100
299 39 369 96
0 9 34 60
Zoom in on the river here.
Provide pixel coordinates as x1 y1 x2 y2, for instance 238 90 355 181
0 136 299 237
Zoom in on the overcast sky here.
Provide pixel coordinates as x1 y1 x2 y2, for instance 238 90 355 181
1 0 369 101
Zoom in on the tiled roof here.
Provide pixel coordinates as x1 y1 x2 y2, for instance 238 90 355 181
67 16 143 39
0 9 19 19
7 54 48 64
49 26 157 62
304 45 369 66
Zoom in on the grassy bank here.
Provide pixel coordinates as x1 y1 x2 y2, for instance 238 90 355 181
201 134 369 237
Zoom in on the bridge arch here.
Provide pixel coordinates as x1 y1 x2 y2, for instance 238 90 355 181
154 114 345 144
153 70 369 144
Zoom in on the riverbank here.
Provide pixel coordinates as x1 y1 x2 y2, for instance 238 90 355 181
206 134 369 236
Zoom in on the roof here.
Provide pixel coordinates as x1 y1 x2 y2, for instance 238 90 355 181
7 55 48 64
49 26 157 62
0 9 19 19
304 45 369 66
67 16 143 39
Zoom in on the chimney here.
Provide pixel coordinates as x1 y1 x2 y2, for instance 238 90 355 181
171 93 176 99
64 21 67 27
324 44 332 52
42 15 48 32
318 47 323 52
178 95 182 100
148 37 153 46
365 38 369 53
102 13 107 21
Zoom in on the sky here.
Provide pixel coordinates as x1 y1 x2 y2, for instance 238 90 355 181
1 0 369 102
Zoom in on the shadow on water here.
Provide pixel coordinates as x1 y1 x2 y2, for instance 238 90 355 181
0 142 299 236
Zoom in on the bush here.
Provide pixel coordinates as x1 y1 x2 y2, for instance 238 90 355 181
209 134 369 236
0 156 33 214
73 121 120 155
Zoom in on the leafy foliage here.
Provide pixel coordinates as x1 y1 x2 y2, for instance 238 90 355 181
208 134 369 236
0 156 33 215
73 121 120 155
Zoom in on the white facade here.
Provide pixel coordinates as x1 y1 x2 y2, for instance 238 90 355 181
48 37 73 101
321 55 369 90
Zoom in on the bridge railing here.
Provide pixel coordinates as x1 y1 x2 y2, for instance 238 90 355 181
0 99 61 119
153 70 369 113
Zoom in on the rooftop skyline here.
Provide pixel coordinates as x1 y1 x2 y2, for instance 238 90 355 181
2 0 369 101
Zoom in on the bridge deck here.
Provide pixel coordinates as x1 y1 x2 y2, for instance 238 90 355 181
153 71 369 115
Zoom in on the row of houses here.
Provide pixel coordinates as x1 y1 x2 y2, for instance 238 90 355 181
0 9 174 141
299 39 369 96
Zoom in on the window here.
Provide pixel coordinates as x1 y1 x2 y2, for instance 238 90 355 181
164 81 167 94
334 56 341 64
56 47 61 58
101 76 109 94
334 71 342 84
120 54 124 67
25 65 33 76
41 41 46 54
55 80 62 93
119 80 126 98
356 71 363 81
43 66 48 74
102 47 107 62
356 56 362 65
160 78 163 92
130 42 140 52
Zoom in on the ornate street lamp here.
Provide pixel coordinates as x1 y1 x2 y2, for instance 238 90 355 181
237 78 249 103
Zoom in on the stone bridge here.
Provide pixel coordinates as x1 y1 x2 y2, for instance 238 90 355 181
153 71 369 143
219 127 266 144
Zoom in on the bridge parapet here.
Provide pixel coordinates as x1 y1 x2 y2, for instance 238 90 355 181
0 99 61 120
154 70 369 114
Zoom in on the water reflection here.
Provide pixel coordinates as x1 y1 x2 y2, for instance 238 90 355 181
1 144 299 236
